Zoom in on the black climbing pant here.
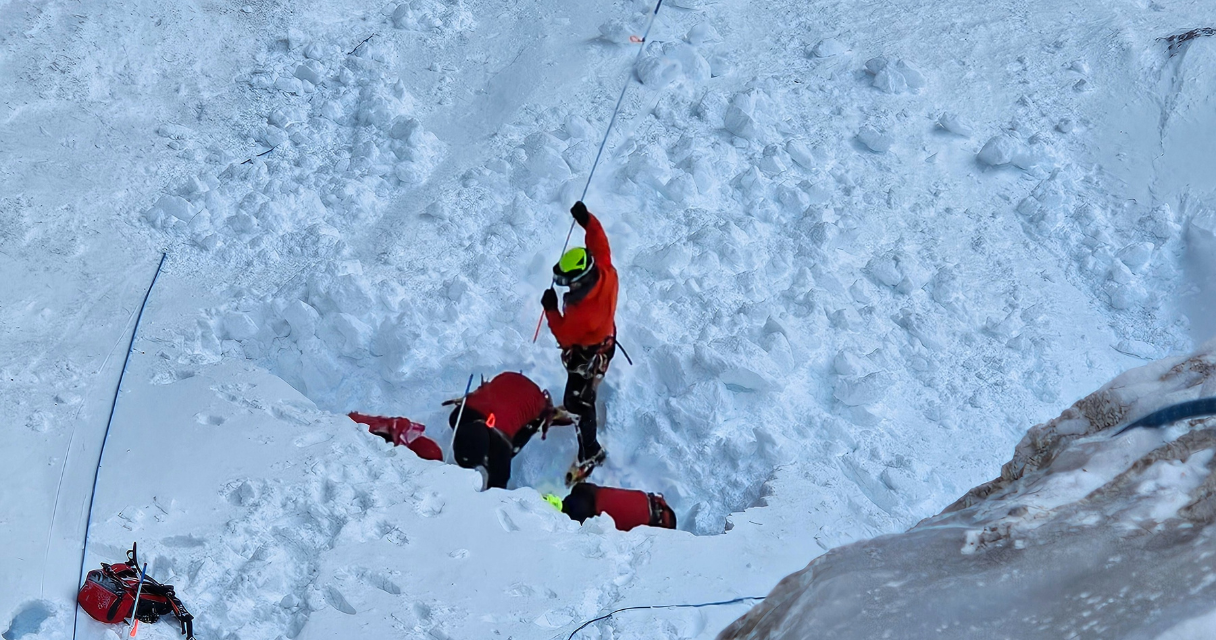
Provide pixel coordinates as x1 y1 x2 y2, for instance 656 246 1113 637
561 337 616 462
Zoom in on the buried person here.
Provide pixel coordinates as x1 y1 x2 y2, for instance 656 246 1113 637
447 372 572 489
551 483 677 532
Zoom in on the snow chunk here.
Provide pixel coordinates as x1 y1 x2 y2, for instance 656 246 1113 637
222 312 259 340
811 38 848 58
274 76 304 94
598 20 636 44
724 92 762 139
857 127 893 153
785 140 820 170
1117 242 1154 273
834 372 891 406
686 23 722 46
145 195 194 226
936 113 972 137
866 57 925 94
635 53 681 87
977 135 1020 166
282 300 320 338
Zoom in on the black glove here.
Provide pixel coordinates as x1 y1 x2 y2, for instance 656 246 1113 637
570 201 590 227
541 288 559 311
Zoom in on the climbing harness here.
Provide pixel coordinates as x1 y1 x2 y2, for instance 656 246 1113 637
561 336 618 380
533 0 666 342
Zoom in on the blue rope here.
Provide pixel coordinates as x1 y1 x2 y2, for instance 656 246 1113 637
559 0 666 256
1114 397 1216 436
72 252 167 640
565 595 764 639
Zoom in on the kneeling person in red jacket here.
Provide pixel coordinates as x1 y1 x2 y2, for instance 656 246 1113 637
448 372 569 489
561 483 677 532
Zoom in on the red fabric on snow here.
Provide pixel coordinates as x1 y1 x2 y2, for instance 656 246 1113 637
349 412 442 461
593 485 654 532
544 211 619 348
405 436 443 461
463 372 548 438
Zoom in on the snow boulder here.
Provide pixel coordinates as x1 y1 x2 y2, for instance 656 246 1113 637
976 134 1025 167
810 38 848 58
856 127 893 153
936 112 972 137
864 57 925 94
719 341 1216 640
143 195 194 228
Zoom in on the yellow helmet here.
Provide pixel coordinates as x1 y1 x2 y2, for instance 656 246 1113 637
553 248 595 286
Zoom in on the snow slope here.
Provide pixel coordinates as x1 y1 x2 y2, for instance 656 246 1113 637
719 340 1216 640
2 0 1215 638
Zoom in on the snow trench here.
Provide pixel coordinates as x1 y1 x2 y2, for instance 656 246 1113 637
141 0 1205 537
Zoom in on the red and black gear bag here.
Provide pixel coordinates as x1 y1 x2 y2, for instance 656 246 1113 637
77 543 195 639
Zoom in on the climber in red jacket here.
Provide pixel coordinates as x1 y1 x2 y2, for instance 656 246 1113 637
447 372 571 489
560 483 677 532
542 201 620 485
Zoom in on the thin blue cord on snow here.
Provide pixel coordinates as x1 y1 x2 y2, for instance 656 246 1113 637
72 252 167 640
40 302 142 598
564 595 764 639
559 0 666 256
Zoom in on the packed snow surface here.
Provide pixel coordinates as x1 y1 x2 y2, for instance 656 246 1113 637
719 341 1216 640
2 0 1214 637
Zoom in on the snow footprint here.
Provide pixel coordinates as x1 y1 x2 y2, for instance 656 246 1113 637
2 600 54 640
325 586 357 615
195 413 226 426
414 491 444 517
496 508 519 532
293 431 333 447
357 569 402 595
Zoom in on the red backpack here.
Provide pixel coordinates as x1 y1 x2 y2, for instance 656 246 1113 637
77 543 195 639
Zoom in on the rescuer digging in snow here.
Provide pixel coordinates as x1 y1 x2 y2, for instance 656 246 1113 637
446 372 572 489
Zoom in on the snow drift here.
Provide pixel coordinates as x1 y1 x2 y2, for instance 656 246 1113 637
719 340 1216 640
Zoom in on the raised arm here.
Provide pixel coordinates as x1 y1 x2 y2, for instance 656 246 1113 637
571 201 612 269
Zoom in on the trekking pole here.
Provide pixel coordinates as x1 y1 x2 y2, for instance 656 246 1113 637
533 0 665 343
446 374 476 464
128 562 148 637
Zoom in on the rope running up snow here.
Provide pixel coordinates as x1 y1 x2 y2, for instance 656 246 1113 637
561 0 665 254
533 0 665 342
72 252 167 640
564 595 764 639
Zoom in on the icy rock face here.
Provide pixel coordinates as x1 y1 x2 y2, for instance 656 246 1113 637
719 341 1216 640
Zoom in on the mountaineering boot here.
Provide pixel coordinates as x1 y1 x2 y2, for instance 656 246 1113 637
565 447 606 486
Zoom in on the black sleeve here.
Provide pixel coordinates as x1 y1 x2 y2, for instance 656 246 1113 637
485 432 514 489
562 483 599 522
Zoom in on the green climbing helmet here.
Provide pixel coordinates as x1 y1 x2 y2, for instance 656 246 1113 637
553 247 595 286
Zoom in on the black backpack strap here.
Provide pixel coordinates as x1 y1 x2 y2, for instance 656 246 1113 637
165 592 195 639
